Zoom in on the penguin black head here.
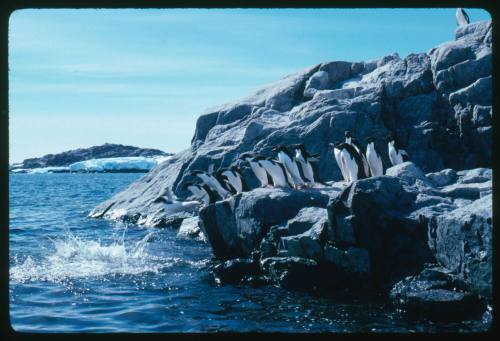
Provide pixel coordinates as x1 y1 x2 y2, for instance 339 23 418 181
385 133 395 143
238 152 255 161
329 142 342 149
345 131 352 138
189 170 205 177
182 181 197 190
366 136 376 144
272 144 289 153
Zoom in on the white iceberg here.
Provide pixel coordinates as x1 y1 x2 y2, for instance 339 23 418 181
68 156 171 173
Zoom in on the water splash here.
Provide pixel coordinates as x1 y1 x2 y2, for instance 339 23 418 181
10 231 164 283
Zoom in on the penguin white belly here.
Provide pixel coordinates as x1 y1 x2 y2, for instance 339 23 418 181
341 149 358 182
366 148 383 177
200 174 229 198
249 161 268 187
278 152 304 187
224 171 242 193
187 185 204 199
259 160 288 187
388 146 403 166
334 148 349 182
299 161 315 184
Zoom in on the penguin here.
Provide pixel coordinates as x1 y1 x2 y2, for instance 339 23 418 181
273 144 306 188
257 157 292 188
329 142 350 183
219 165 248 194
289 143 320 186
239 152 273 187
386 134 410 166
456 8 470 26
183 181 218 205
337 142 368 183
345 131 371 177
189 169 230 199
365 137 384 177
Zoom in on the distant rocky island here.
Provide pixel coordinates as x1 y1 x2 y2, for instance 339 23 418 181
10 143 172 173
90 21 492 325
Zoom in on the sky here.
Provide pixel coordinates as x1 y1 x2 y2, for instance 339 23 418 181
8 8 491 163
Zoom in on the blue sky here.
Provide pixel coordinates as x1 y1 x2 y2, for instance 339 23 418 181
9 8 491 163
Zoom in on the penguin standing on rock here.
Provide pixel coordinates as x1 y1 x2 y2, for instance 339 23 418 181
365 136 384 177
386 134 410 166
337 142 368 183
273 144 306 189
345 131 371 177
218 165 248 194
183 182 218 205
289 143 321 186
330 142 350 183
257 157 292 188
238 152 272 188
189 169 230 199
456 8 470 26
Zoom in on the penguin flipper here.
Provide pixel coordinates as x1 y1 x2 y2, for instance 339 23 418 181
207 164 215 175
401 150 410 162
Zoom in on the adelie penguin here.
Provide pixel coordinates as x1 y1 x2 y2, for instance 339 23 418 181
345 131 371 177
257 157 291 188
334 142 368 183
289 143 322 187
273 144 306 189
183 181 218 205
456 8 470 26
189 169 230 199
217 165 248 194
238 152 272 188
386 134 409 166
330 142 350 183
365 136 384 177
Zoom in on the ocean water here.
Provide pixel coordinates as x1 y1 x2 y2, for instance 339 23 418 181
9 173 490 333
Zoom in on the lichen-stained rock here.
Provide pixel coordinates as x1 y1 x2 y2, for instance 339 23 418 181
390 266 486 321
198 187 337 259
427 194 492 298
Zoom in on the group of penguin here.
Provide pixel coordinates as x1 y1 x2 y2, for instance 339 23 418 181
178 8 470 207
183 131 409 206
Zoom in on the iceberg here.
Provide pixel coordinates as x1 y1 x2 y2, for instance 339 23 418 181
68 156 172 173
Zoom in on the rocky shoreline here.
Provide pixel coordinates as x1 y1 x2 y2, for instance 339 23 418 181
89 20 492 323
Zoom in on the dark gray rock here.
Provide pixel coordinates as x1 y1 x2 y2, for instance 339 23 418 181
303 70 330 98
428 194 492 298
327 176 434 289
198 187 338 259
260 256 320 290
385 162 430 185
457 167 491 184
324 244 371 277
279 217 328 261
390 266 486 321
286 207 328 235
213 258 261 285
426 169 457 187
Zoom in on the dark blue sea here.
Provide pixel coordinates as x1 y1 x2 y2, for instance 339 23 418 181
9 173 490 333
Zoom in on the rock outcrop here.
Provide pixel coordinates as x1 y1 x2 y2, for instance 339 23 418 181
91 20 491 228
89 20 492 321
17 143 170 169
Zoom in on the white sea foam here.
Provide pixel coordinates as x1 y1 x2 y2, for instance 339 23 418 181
9 231 165 283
